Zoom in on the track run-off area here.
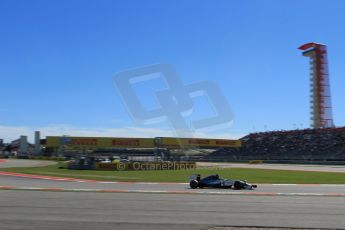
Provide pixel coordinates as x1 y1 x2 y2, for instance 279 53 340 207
1 159 345 229
1 171 345 197
1 159 345 196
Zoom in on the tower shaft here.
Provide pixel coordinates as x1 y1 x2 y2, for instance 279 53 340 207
299 42 334 129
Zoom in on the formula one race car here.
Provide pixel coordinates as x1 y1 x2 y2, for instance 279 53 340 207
189 174 257 190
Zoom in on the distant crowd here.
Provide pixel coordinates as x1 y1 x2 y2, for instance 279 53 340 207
207 127 345 161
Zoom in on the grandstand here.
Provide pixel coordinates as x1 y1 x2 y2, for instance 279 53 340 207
206 127 345 163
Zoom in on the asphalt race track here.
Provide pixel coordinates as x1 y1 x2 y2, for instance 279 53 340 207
1 174 345 229
1 189 345 230
0 159 57 168
1 160 345 229
1 173 345 196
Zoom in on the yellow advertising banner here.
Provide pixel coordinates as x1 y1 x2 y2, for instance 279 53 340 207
46 136 241 149
160 137 241 148
46 136 155 149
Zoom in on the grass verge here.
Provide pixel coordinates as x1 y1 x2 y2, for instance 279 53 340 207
1 162 345 184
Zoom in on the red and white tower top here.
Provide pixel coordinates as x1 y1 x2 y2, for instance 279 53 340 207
299 42 335 129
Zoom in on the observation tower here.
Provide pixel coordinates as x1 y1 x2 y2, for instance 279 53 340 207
299 42 335 129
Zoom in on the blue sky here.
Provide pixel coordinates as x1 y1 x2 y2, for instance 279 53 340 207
0 0 344 142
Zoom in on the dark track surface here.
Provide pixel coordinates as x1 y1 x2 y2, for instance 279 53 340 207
1 190 345 230
1 160 345 229
1 175 345 195
0 159 57 168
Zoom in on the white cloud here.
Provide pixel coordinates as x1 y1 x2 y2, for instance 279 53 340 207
0 124 246 143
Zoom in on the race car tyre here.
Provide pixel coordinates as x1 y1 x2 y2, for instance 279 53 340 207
233 181 242 190
190 180 199 189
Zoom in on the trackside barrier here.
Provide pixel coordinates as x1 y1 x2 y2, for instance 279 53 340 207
95 162 196 171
